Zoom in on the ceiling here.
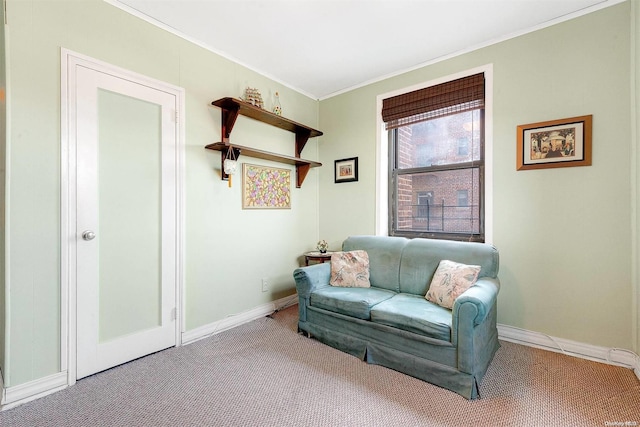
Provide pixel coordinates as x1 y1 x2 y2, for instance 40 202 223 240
112 0 620 100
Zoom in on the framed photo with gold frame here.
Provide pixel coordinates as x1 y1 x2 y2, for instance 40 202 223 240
516 115 592 170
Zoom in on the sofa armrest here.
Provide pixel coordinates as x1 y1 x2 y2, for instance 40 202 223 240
293 263 331 324
452 277 499 327
293 263 331 299
452 277 500 375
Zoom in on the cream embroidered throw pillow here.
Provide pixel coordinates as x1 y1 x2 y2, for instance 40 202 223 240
329 250 371 288
425 260 481 309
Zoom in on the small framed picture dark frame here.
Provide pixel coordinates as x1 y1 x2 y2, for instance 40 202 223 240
334 157 358 183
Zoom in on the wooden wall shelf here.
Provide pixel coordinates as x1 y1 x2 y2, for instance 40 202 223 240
207 97 323 188
205 142 321 188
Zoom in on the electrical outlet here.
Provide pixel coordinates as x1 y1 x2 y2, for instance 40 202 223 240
262 278 269 292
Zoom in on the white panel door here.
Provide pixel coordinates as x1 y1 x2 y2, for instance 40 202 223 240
75 65 177 379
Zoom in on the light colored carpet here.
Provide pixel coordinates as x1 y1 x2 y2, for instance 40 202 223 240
1 305 639 426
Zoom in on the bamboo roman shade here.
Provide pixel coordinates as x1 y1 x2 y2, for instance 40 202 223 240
382 73 485 130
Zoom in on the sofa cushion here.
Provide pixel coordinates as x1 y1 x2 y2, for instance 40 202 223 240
310 286 396 320
370 293 452 342
329 250 371 288
426 260 481 309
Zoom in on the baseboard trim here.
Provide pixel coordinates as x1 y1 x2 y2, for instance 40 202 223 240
1 371 68 410
0 296 300 411
497 324 640 380
0 309 635 410
181 294 298 345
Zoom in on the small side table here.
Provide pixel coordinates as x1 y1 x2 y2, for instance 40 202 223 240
304 251 333 266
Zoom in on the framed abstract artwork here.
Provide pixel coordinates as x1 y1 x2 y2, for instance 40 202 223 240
242 163 291 209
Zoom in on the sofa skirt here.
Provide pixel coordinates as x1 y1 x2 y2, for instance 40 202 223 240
299 306 498 400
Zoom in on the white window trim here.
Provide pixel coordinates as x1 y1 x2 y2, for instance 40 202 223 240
375 64 494 244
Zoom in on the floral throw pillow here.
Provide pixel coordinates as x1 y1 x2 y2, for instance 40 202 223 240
425 260 481 309
329 250 371 288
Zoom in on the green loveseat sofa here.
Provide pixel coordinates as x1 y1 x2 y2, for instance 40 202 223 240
293 235 500 399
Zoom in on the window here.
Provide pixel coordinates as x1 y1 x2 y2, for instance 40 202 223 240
417 191 433 218
457 190 468 207
457 137 469 156
383 73 485 242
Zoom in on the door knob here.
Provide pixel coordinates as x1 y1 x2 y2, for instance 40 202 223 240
82 230 96 241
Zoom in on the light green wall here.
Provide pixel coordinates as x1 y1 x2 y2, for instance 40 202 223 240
0 0 6 382
4 0 320 387
2 0 636 391
319 2 635 351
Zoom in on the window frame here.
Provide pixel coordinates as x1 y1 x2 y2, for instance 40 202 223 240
385 76 487 243
375 65 493 244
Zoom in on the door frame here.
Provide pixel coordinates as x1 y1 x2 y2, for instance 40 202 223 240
60 49 185 386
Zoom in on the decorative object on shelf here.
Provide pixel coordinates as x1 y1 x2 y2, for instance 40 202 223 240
334 157 359 183
272 91 282 116
242 87 264 109
242 163 291 209
207 97 323 188
516 115 592 171
223 145 238 188
316 239 329 253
